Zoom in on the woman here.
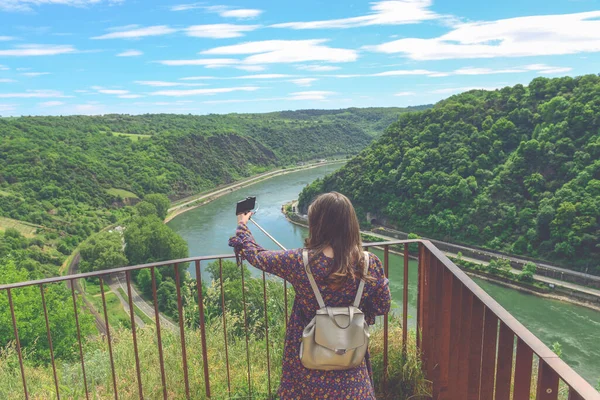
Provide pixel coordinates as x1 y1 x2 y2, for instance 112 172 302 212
229 192 391 399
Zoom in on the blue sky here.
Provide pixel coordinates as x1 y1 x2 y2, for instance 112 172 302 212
0 0 599 116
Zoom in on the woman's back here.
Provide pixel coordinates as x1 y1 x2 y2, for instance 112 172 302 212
230 191 391 398
229 225 390 399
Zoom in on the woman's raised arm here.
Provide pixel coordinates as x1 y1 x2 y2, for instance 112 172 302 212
228 222 301 284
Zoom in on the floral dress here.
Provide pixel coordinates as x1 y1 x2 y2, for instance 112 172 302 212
229 223 391 399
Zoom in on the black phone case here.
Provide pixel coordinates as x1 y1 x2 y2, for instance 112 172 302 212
236 197 256 215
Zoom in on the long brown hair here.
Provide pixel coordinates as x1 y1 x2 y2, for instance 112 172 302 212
304 192 371 287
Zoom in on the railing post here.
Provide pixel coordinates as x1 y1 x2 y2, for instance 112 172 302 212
402 243 409 356
195 261 211 398
174 264 191 399
99 277 119 400
219 259 232 396
39 284 60 400
383 245 389 387
7 288 28 400
125 271 143 399
71 281 89 400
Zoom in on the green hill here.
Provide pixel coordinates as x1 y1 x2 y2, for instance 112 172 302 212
0 107 418 273
299 75 600 272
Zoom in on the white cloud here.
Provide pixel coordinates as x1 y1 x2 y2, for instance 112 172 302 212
0 36 16 41
394 91 416 96
134 80 206 87
272 0 439 29
179 76 217 81
92 25 177 40
233 74 292 79
151 86 260 97
372 69 435 76
290 78 318 87
296 64 341 72
367 11 600 60
0 78 16 83
39 101 64 107
0 103 17 113
118 94 143 99
201 39 358 64
0 64 9 70
170 3 202 11
0 44 76 56
117 49 143 57
21 72 51 77
0 0 122 12
185 24 259 39
0 90 66 98
98 89 129 95
288 91 335 100
235 65 265 71
158 58 239 67
221 9 263 19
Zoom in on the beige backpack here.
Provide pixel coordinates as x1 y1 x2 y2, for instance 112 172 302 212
299 250 370 370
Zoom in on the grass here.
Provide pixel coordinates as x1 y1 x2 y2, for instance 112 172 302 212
0 216 40 237
117 288 155 326
111 132 151 142
0 317 429 399
105 188 139 199
84 281 131 329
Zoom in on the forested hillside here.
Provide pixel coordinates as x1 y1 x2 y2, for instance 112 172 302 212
299 75 600 271
0 107 413 268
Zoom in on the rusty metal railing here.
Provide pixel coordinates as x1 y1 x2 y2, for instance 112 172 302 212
0 240 598 399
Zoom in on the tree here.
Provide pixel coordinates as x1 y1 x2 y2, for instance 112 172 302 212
79 231 128 272
135 201 158 217
136 268 162 296
519 262 537 283
144 194 170 220
157 278 178 320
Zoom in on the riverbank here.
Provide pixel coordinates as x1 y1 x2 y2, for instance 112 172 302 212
282 201 600 312
165 160 345 223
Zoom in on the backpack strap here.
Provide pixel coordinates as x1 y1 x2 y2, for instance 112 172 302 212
353 251 370 308
303 249 370 309
303 250 326 309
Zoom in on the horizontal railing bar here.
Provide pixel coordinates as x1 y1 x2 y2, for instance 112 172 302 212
0 254 237 290
0 240 417 291
419 240 600 399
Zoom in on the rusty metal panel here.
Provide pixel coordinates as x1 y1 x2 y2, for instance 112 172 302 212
513 338 533 400
446 276 464 399
495 322 515 400
437 266 453 399
467 298 484 400
456 286 474 400
480 308 498 400
536 360 559 400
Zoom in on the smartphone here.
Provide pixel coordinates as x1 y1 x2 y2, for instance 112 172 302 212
236 196 256 215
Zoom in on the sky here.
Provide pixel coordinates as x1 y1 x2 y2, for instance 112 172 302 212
0 0 599 116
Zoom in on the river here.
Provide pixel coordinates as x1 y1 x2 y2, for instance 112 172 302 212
167 164 600 386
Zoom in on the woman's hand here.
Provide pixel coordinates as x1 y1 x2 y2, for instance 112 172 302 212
237 211 253 225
